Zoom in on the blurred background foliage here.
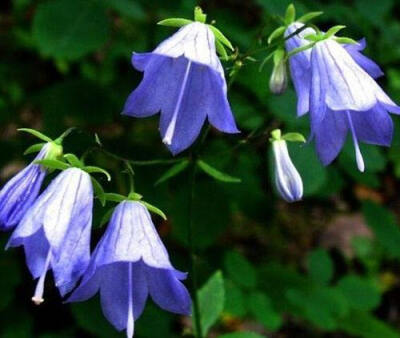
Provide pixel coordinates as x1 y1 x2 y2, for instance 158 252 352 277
1 0 400 337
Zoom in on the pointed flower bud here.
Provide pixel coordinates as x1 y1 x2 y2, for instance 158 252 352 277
0 140 63 232
7 167 94 303
271 130 303 203
269 49 288 95
68 200 191 338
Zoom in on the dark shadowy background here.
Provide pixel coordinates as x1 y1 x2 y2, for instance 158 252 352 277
1 0 400 337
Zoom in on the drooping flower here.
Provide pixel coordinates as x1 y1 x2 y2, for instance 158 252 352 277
7 167 93 304
123 21 239 155
67 200 191 338
271 131 303 202
285 24 400 170
0 142 62 232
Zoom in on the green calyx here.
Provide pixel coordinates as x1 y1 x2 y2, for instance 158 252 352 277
269 129 306 144
157 6 234 60
303 25 358 46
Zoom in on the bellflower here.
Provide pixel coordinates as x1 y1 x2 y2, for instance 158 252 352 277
285 23 400 170
272 136 303 203
0 142 61 232
7 167 93 304
68 200 191 338
123 21 239 155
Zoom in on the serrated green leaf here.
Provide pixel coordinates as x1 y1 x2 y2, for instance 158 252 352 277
18 128 52 142
297 11 323 23
307 249 333 285
34 159 69 170
154 160 190 186
267 26 286 44
197 160 241 183
208 25 234 51
282 132 306 143
140 201 167 220
157 18 193 27
91 177 106 207
196 271 225 336
24 143 46 155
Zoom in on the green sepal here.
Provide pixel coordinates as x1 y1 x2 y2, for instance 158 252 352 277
282 132 306 143
91 177 106 207
84 166 111 181
157 18 193 28
267 26 286 44
297 11 323 24
24 143 46 155
208 25 234 51
128 192 143 200
287 42 315 58
104 193 126 203
18 128 52 142
284 4 296 25
194 6 207 23
99 207 115 227
215 39 229 61
34 159 70 171
154 160 190 186
335 37 358 45
304 33 321 42
140 201 167 220
269 129 282 142
197 160 241 183
64 153 83 167
325 25 346 38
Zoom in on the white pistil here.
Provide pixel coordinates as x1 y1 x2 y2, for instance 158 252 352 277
346 111 365 172
162 60 192 145
32 251 52 305
126 262 135 338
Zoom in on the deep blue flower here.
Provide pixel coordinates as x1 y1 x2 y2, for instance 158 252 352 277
123 22 239 155
67 200 191 338
0 143 51 231
7 167 93 304
272 140 303 202
285 23 400 170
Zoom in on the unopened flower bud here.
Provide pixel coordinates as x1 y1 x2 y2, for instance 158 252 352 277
272 139 303 202
269 49 288 95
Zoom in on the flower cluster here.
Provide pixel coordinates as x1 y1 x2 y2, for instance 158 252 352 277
0 131 190 337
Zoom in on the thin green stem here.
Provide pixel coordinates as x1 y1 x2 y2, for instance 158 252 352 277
187 158 203 338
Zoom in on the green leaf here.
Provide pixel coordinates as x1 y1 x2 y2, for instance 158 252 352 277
154 160 190 186
219 333 265 338
24 143 46 155
224 280 247 317
140 201 167 220
196 271 225 336
336 275 381 311
18 128 52 142
307 249 334 285
91 177 106 206
267 26 286 44
64 153 83 167
248 292 282 331
84 166 111 181
208 25 234 51
297 11 324 23
224 251 257 289
33 0 110 60
157 18 193 27
34 159 69 170
104 0 145 21
99 207 115 227
282 132 306 143
325 25 346 38
197 160 241 183
362 201 400 258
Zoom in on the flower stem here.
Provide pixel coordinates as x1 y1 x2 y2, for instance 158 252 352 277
187 157 203 338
